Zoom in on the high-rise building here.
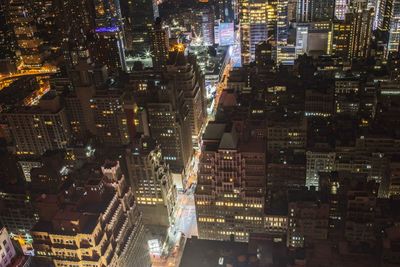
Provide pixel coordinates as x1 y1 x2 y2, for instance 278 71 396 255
91 88 131 146
388 0 400 54
349 8 374 59
31 161 151 267
332 18 352 60
218 0 235 22
2 93 71 157
310 0 335 21
197 6 216 46
91 0 127 70
151 18 170 71
128 66 193 173
240 0 276 63
122 0 159 57
165 50 207 146
125 137 177 242
195 123 266 242
375 0 394 32
335 0 350 20
3 0 43 68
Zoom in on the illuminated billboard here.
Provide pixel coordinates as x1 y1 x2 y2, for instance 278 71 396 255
218 23 234 46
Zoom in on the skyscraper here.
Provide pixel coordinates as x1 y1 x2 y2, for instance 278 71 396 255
91 0 127 70
122 0 159 57
388 0 400 54
375 0 394 33
240 0 275 63
2 93 71 157
151 17 170 71
332 17 352 60
195 123 266 241
349 8 374 59
125 137 177 242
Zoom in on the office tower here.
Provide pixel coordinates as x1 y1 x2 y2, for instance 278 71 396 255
90 0 127 70
376 0 394 32
287 189 329 247
311 0 335 20
1 93 71 157
146 95 193 173
3 0 43 68
296 0 311 21
197 6 216 46
240 0 274 64
31 161 151 267
335 0 350 20
64 61 108 139
91 88 131 146
128 66 193 173
349 9 373 59
125 137 177 241
122 0 159 57
332 18 352 60
165 51 207 146
277 0 289 47
305 150 336 189
195 123 266 242
288 0 298 21
388 0 400 54
151 18 169 71
218 0 235 22
296 0 335 22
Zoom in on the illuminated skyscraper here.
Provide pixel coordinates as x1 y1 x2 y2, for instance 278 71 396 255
349 8 374 59
2 93 71 157
335 0 350 20
388 0 400 54
332 17 352 60
195 123 266 242
125 137 177 244
151 17 169 71
91 0 127 70
240 0 275 63
375 0 394 32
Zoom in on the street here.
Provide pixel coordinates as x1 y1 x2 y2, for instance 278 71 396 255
151 44 232 267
